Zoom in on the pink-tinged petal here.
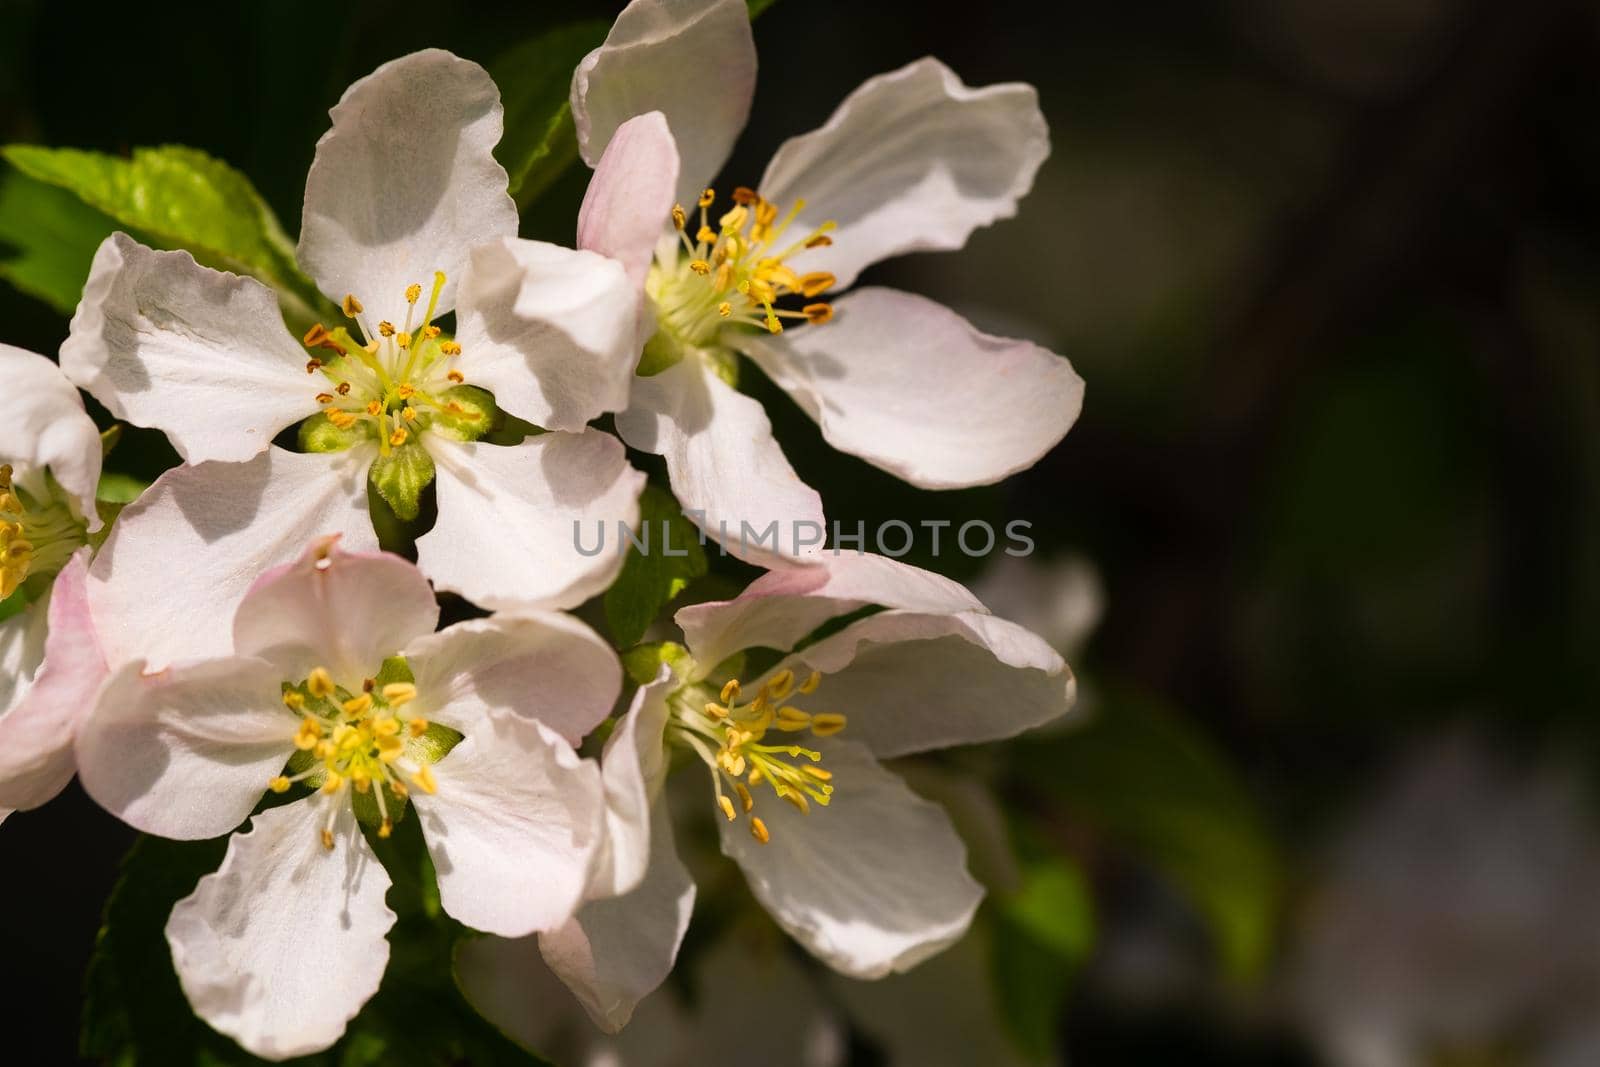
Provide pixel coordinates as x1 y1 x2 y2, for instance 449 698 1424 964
759 58 1049 288
167 801 395 1060
402 613 622 747
0 345 103 525
676 550 984 674
453 237 639 430
763 609 1073 758
298 49 517 326
86 446 377 671
738 288 1083 489
687 935 845 1066
571 0 755 206
0 551 107 811
718 740 983 979
75 656 295 839
578 111 680 291
539 802 696 1032
415 716 604 937
616 357 825 567
0 589 49 718
417 430 644 612
60 234 315 464
233 537 438 686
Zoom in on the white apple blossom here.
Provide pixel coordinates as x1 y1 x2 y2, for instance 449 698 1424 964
73 537 620 1060
0 344 107 825
471 551 1074 1033
570 0 1085 561
61 48 645 671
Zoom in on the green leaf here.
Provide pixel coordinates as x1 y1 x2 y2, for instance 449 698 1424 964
747 0 781 15
1016 688 1282 982
367 444 435 523
992 859 1095 1060
96 471 150 505
490 21 610 207
0 164 118 312
3 144 331 330
620 640 694 686
604 485 707 647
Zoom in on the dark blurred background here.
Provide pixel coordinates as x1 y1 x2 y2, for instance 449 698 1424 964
2 0 1597 1064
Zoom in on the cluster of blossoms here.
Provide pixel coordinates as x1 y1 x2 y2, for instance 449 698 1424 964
1 0 1084 1058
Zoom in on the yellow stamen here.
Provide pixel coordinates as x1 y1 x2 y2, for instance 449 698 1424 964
810 713 847 737
405 283 422 305
268 776 291 793
717 795 737 822
378 320 396 337
750 817 770 844
307 668 335 698
342 692 373 716
382 682 417 706
342 294 364 316
671 204 687 229
320 829 335 850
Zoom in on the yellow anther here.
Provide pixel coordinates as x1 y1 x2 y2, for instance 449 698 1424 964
718 301 733 318
423 325 441 340
775 707 812 732
382 682 417 706
805 234 833 249
697 225 717 244
268 776 291 794
748 766 765 786
391 779 410 797
336 382 352 396
396 331 412 350
303 323 329 347
783 790 810 814
321 772 345 794
689 259 711 276
720 205 749 231
705 702 729 721
377 735 404 763
320 829 335 850
446 369 465 383
378 818 393 839
342 294 364 316
408 718 429 738
440 340 463 356
378 320 396 337
405 283 422 304
720 679 741 703
765 669 795 701
314 739 335 760
294 717 324 750
671 204 687 229
810 713 847 737
372 717 401 737
750 817 770 844
342 692 373 716
351 771 372 794
698 188 715 208
400 406 417 422
412 764 438 795
306 358 324 375
389 428 408 447
717 795 737 822
735 781 754 812
283 690 306 710
365 399 383 416
802 765 833 782
395 384 416 399
755 199 779 227
799 272 835 297
804 303 834 325
326 409 357 430
315 392 334 404
798 670 821 695
307 668 335 698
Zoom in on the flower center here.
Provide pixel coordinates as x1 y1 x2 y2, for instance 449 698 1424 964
268 662 447 848
648 186 837 350
300 273 483 457
0 463 88 601
667 668 847 845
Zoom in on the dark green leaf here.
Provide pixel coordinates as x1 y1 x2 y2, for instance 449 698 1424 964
620 640 693 686
604 485 708 647
1017 688 1282 981
3 144 331 330
490 21 610 207
991 859 1095 1060
0 164 118 312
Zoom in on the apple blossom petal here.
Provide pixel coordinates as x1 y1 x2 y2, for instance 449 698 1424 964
417 430 644 612
453 237 638 431
616 357 824 566
60 234 315 464
167 801 395 1060
87 446 377 671
760 58 1049 289
75 656 295 839
298 49 517 325
0 593 48 717
718 740 983 979
414 716 604 937
0 551 106 811
233 538 438 685
578 111 680 291
688 934 845 1067
0 344 103 523
402 613 622 747
539 802 696 1032
738 288 1083 489
581 667 675 899
571 0 756 206
767 608 1072 758
676 550 984 674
